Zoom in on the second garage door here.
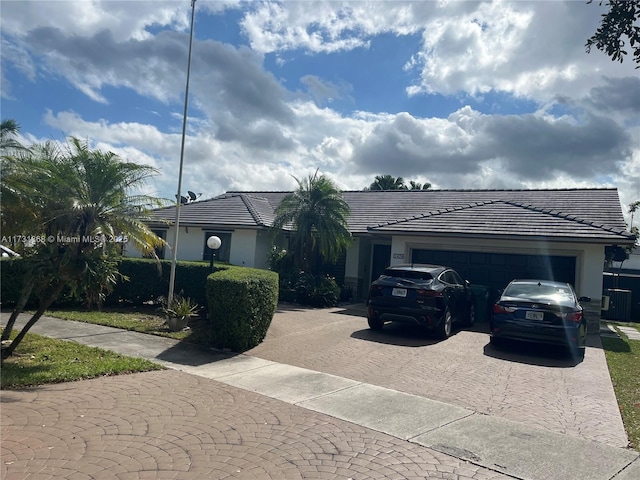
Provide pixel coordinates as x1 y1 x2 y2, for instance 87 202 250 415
411 249 576 299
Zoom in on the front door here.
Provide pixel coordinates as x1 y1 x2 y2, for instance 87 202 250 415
371 244 391 284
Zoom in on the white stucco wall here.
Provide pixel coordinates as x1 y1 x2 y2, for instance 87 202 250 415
175 227 208 261
389 235 605 301
253 230 274 270
229 229 257 267
344 239 360 279
125 226 204 261
126 226 270 268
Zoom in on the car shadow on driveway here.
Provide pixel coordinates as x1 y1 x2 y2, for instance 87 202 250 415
331 304 367 317
482 340 583 367
350 323 448 347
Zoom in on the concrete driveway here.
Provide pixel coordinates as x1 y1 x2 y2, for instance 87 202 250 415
247 303 629 449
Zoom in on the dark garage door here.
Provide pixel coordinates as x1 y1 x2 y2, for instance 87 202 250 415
411 249 576 300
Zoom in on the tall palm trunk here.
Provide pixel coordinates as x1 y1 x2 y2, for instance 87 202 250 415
0 278 34 342
1 283 64 361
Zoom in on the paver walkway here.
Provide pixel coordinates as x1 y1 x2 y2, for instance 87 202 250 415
2 370 514 480
617 325 640 341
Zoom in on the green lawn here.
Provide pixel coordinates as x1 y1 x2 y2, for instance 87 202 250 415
602 322 640 451
1 330 163 388
40 306 211 345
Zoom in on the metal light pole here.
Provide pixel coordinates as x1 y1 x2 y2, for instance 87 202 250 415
168 0 197 305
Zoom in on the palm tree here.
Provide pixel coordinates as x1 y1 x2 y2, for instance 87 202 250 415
272 171 351 273
367 174 407 190
409 180 432 190
1 137 166 360
0 119 27 154
630 201 640 230
1 119 32 239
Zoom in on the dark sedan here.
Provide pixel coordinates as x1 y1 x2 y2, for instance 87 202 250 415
366 264 475 339
490 279 591 357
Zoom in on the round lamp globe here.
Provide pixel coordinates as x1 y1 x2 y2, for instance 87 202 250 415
207 235 222 250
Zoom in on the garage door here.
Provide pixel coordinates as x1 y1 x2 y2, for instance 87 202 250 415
411 249 576 298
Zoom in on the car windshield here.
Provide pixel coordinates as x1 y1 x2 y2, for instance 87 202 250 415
382 270 433 281
503 283 574 303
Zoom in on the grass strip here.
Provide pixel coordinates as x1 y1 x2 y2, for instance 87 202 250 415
601 323 640 451
42 308 212 345
1 330 163 389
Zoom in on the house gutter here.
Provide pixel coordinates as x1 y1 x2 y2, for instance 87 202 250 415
365 229 637 246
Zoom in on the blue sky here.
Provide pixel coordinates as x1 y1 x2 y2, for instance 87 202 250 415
1 0 638 222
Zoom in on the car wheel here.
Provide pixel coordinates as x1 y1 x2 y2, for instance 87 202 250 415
367 316 384 331
438 307 453 339
464 303 476 327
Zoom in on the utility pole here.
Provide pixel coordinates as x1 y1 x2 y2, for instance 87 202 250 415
168 0 197 305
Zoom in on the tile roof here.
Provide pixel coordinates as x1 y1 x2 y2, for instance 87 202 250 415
148 193 271 228
147 188 635 244
369 200 630 242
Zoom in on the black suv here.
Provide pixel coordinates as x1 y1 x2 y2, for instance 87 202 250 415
366 264 475 339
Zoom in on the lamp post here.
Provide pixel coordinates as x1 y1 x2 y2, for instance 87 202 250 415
168 0 197 305
207 235 221 272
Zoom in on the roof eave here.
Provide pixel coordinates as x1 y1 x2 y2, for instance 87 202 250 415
146 221 268 230
367 229 636 245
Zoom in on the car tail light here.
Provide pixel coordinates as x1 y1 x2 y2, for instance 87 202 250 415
563 311 583 323
493 304 516 314
369 285 384 297
417 289 442 297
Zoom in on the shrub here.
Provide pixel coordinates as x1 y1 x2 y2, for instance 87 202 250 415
207 265 278 351
2 256 211 310
267 246 297 289
267 247 341 306
295 272 340 307
106 258 210 307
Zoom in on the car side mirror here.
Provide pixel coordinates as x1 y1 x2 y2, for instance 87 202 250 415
465 280 471 287
578 296 591 303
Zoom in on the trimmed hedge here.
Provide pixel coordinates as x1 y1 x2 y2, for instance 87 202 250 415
0 257 212 309
207 265 278 352
2 257 279 352
106 258 210 307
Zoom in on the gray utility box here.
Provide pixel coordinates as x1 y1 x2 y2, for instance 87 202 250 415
602 288 633 321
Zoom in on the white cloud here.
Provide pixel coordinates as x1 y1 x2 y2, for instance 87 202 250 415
2 0 638 214
1 0 191 41
240 0 429 55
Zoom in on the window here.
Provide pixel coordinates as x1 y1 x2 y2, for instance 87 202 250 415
440 270 462 286
150 229 166 259
203 231 232 263
382 269 433 281
450 271 464 286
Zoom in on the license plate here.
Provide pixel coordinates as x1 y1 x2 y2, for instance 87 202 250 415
526 311 544 320
392 288 407 297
